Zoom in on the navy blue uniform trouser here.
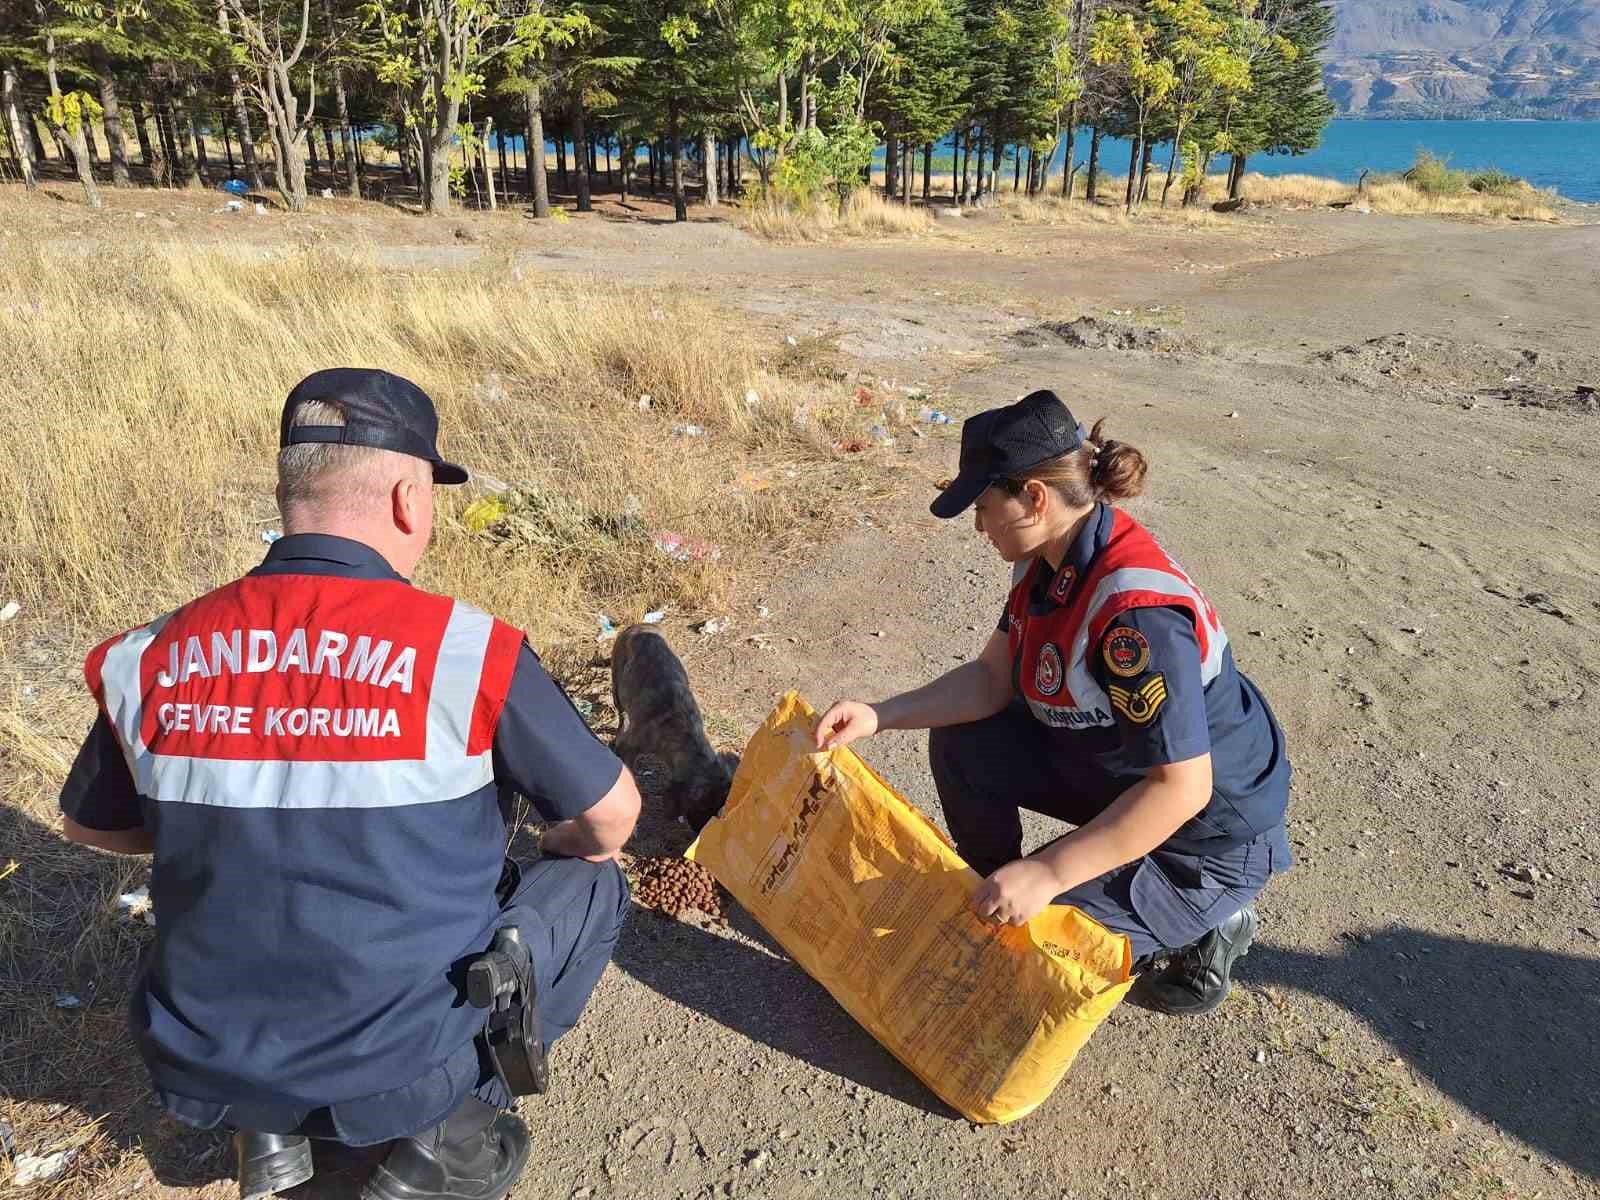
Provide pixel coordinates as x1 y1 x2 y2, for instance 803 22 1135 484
206 854 628 1142
928 706 1289 965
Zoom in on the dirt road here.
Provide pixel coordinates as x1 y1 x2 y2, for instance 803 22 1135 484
521 209 1599 1200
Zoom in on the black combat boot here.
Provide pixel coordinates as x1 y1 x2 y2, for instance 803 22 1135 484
233 1131 314 1200
1136 905 1258 1016
362 1098 530 1200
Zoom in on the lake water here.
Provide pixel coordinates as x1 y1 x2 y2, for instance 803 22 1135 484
1044 120 1599 203
507 119 1598 203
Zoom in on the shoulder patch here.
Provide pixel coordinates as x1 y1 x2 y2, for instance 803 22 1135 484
1103 626 1151 678
1109 674 1167 725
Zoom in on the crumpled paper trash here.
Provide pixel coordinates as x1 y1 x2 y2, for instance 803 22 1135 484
11 1149 77 1186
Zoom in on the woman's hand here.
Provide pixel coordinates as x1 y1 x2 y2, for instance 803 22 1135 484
814 700 880 750
973 858 1061 926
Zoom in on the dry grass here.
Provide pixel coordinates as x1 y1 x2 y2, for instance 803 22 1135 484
1234 171 1559 220
0 236 869 1193
741 188 934 242
995 191 1225 228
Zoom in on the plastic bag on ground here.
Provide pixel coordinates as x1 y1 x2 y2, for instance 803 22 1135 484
688 692 1134 1124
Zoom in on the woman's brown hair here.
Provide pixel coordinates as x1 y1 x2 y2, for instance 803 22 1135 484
992 417 1147 507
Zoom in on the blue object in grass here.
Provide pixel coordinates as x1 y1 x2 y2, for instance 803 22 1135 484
219 179 250 196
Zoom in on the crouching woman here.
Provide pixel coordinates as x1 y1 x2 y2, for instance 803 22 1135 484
815 390 1292 1014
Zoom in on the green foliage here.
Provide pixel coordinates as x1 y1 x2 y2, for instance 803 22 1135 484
45 88 102 133
1406 149 1468 196
1468 167 1521 196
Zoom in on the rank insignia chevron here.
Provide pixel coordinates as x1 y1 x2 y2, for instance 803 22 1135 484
1108 674 1168 725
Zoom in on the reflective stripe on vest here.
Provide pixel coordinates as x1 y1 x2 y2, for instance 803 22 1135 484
1013 511 1229 729
88 578 519 810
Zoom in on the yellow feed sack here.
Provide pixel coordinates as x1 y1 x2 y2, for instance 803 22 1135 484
688 692 1134 1124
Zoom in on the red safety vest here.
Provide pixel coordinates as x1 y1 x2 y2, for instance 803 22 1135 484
1005 508 1229 730
85 574 524 811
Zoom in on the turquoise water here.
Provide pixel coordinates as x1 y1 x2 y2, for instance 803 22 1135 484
504 118 1598 202
1045 120 1599 202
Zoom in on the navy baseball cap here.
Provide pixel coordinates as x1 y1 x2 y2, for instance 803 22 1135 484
930 389 1085 518
280 368 468 485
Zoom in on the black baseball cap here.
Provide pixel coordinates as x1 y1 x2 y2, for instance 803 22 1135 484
930 389 1085 518
280 368 468 485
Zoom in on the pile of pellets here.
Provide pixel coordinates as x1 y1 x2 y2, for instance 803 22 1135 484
630 855 728 925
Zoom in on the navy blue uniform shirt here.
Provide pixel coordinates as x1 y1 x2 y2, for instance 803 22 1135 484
59 534 623 1136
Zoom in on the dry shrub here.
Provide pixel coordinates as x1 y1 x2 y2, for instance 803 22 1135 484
1234 171 1557 220
997 192 1223 228
742 187 933 242
0 243 854 646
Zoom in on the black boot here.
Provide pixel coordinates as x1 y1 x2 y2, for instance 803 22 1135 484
233 1131 314 1200
1136 905 1258 1017
362 1099 530 1200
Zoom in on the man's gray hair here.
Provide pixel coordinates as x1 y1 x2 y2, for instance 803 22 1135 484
277 400 420 512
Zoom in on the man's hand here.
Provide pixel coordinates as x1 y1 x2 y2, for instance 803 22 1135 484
814 701 879 750
973 857 1061 926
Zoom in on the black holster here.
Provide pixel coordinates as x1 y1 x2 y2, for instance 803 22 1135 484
467 926 549 1098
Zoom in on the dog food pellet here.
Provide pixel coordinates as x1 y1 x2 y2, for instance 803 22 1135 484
630 856 729 924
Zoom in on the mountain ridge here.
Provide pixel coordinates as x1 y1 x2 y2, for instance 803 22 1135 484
1323 0 1600 118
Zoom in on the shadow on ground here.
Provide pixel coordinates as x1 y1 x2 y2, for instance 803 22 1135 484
7 790 1596 1187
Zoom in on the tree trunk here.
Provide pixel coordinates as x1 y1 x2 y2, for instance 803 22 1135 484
973 126 986 198
324 123 337 178
991 133 1002 198
140 98 170 185
1125 131 1139 212
497 127 509 201
95 56 130 186
1086 126 1101 202
306 117 320 174
668 98 686 222
1139 139 1155 203
479 117 496 211
884 132 897 200
523 85 548 215
222 119 235 172
648 142 657 193
1228 152 1246 198
570 100 591 212
169 86 201 189
554 124 566 189
32 1 101 207
1 67 36 191
186 79 209 178
1161 126 1183 207
425 95 462 213
1013 145 1022 192
1060 106 1077 199
216 0 264 191
956 127 965 201
702 128 717 207
923 141 932 201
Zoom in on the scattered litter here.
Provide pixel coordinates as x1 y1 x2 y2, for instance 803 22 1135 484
11 1150 77 1186
219 179 249 195
744 389 761 410
259 529 282 545
1253 1048 1267 1064
571 697 594 720
872 630 886 638
854 386 875 407
596 615 618 641
462 496 508 532
1226 411 1240 419
868 425 895 445
0 1118 13 1158
693 618 728 635
216 199 244 213
54 994 82 1009
320 187 334 199
835 437 869 453
638 394 653 411
672 424 707 438
785 335 799 346
652 531 722 563
918 406 954 425
737 472 770 492
134 211 146 218
254 203 267 216
642 610 666 624
756 605 771 619
117 885 154 925
0 601 19 622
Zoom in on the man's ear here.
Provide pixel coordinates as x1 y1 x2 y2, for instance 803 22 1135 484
393 474 422 534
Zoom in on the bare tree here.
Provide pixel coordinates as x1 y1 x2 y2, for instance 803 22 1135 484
215 0 265 190
2 66 38 191
226 0 318 211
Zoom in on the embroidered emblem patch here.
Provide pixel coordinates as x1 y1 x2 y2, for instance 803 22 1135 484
1049 565 1077 604
1034 642 1065 697
1103 626 1151 677
1109 674 1168 725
